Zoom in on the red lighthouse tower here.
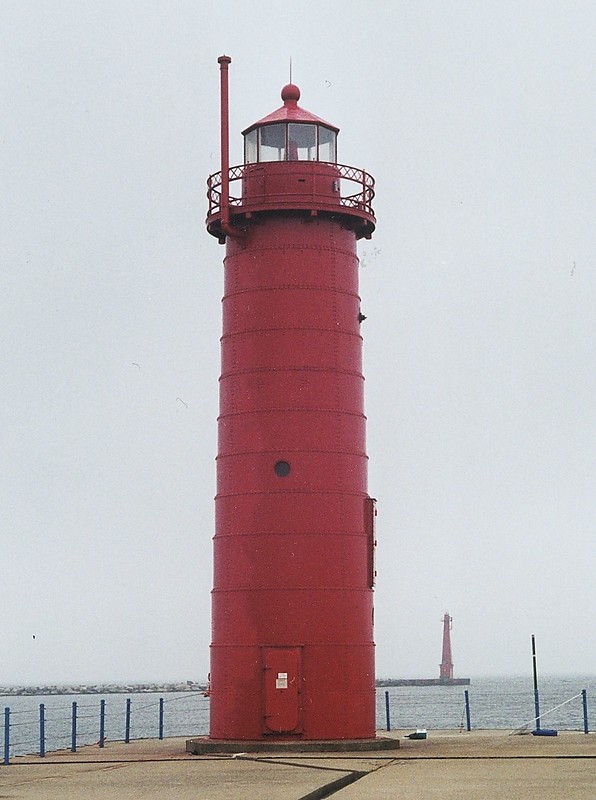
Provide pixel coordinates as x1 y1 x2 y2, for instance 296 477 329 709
440 613 454 681
206 57 377 743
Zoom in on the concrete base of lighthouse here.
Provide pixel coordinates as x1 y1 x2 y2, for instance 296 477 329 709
186 736 399 755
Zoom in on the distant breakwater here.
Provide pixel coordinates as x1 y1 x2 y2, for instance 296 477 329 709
0 682 207 697
0 678 470 697
2 678 466 697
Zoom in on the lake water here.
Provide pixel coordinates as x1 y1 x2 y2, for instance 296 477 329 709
378 674 595 731
2 675 594 758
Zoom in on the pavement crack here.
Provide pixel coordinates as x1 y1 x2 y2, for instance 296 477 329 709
234 755 355 774
299 757 403 800
296 769 367 800
234 755 371 800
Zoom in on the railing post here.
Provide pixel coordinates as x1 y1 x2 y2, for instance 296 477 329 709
531 634 541 731
362 170 366 210
384 690 391 731
125 698 131 744
39 703 46 757
3 707 9 765
582 689 589 734
464 690 471 731
158 697 164 740
71 701 77 753
99 699 106 748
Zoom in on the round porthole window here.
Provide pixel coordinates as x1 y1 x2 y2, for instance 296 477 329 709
274 460 291 477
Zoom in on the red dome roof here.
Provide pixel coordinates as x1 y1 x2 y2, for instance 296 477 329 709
242 84 339 134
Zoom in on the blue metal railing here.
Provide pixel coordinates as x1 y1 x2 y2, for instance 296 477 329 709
1 693 208 764
1 687 591 763
377 686 590 735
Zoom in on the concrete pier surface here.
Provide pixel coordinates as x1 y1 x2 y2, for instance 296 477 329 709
2 730 594 799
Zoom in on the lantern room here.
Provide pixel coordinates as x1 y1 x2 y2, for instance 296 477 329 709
206 79 376 242
243 84 338 164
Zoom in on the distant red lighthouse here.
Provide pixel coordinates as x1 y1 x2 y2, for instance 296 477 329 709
206 57 377 742
440 613 454 681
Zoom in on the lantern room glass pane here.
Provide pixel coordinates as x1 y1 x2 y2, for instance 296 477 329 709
244 129 257 164
287 123 316 161
259 124 285 161
318 126 336 163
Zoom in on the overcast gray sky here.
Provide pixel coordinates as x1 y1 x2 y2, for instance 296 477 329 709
1 1 595 685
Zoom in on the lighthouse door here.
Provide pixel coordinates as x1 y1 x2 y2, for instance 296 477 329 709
262 647 302 734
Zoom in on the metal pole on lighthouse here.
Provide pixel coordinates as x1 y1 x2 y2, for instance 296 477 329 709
218 56 231 231
217 55 243 241
196 57 386 751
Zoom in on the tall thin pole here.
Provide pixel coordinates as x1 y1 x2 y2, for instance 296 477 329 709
71 701 77 752
99 699 106 748
218 55 231 231
531 634 541 731
39 703 45 757
384 690 391 731
3 707 9 765
125 698 131 743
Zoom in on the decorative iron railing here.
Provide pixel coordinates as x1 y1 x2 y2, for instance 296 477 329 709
206 163 375 219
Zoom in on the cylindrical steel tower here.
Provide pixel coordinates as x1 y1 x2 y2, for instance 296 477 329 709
206 57 377 741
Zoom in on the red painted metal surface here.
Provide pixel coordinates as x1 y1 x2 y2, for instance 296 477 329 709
440 613 454 680
263 647 302 734
245 83 339 131
208 59 377 741
207 162 375 242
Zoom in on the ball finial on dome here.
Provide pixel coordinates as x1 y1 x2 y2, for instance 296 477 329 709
281 83 300 104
